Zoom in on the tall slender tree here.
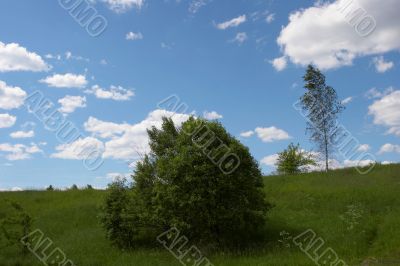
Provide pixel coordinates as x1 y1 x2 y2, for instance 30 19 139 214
300 65 344 172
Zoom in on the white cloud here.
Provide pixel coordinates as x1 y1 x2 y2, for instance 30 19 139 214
58 95 87 114
216 15 246 30
85 109 190 160
240 131 254 138
103 0 144 13
266 13 275 23
365 87 394 99
231 32 248 44
126 32 143 41
85 85 134 101
0 41 50 72
270 56 287 71
97 172 131 181
40 73 88 88
45 54 61 60
378 143 400 154
343 159 375 168
372 56 394 73
203 111 223 120
357 144 371 152
65 51 89 62
161 42 173 50
84 116 130 138
342 96 353 105
368 90 400 136
260 154 279 167
51 137 105 160
10 130 35 139
0 143 42 161
255 127 291 142
277 0 400 69
0 113 16 128
188 0 212 14
0 80 27 110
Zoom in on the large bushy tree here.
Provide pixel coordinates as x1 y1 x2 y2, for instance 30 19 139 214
301 65 344 172
101 117 270 249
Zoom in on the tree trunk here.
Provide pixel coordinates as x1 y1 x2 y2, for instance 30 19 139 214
323 129 329 172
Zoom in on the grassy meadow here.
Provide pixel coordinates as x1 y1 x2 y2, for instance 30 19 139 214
1 163 400 265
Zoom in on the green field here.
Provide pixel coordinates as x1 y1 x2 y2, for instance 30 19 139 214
1 164 400 266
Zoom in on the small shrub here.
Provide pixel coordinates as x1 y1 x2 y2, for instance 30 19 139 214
276 143 316 175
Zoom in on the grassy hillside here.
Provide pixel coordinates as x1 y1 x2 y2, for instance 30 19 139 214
1 164 400 266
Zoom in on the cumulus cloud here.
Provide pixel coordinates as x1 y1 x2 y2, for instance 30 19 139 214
343 159 375 168
216 15 246 30
0 41 50 72
255 127 291 142
357 144 371 152
260 154 279 167
368 90 400 136
270 56 287 71
0 113 16 128
84 109 190 160
40 73 88 88
103 0 144 13
10 130 35 139
0 143 42 161
126 32 143 41
51 137 105 160
203 111 223 120
378 143 400 154
277 0 400 69
0 80 27 110
85 85 134 101
58 95 87 114
372 56 394 73
240 131 254 138
84 117 130 138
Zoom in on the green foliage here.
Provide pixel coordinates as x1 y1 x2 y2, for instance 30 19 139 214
85 184 94 190
70 184 79 190
46 185 54 191
101 117 270 249
0 199 32 254
276 143 316 175
301 65 344 171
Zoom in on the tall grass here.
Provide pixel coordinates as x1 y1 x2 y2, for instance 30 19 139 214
1 164 399 265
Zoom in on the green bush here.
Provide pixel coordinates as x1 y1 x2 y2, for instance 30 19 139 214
101 117 270 249
276 143 317 175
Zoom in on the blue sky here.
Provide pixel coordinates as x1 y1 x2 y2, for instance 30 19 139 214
0 0 399 190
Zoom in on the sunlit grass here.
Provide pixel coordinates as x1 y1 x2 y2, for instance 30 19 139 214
1 164 399 265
